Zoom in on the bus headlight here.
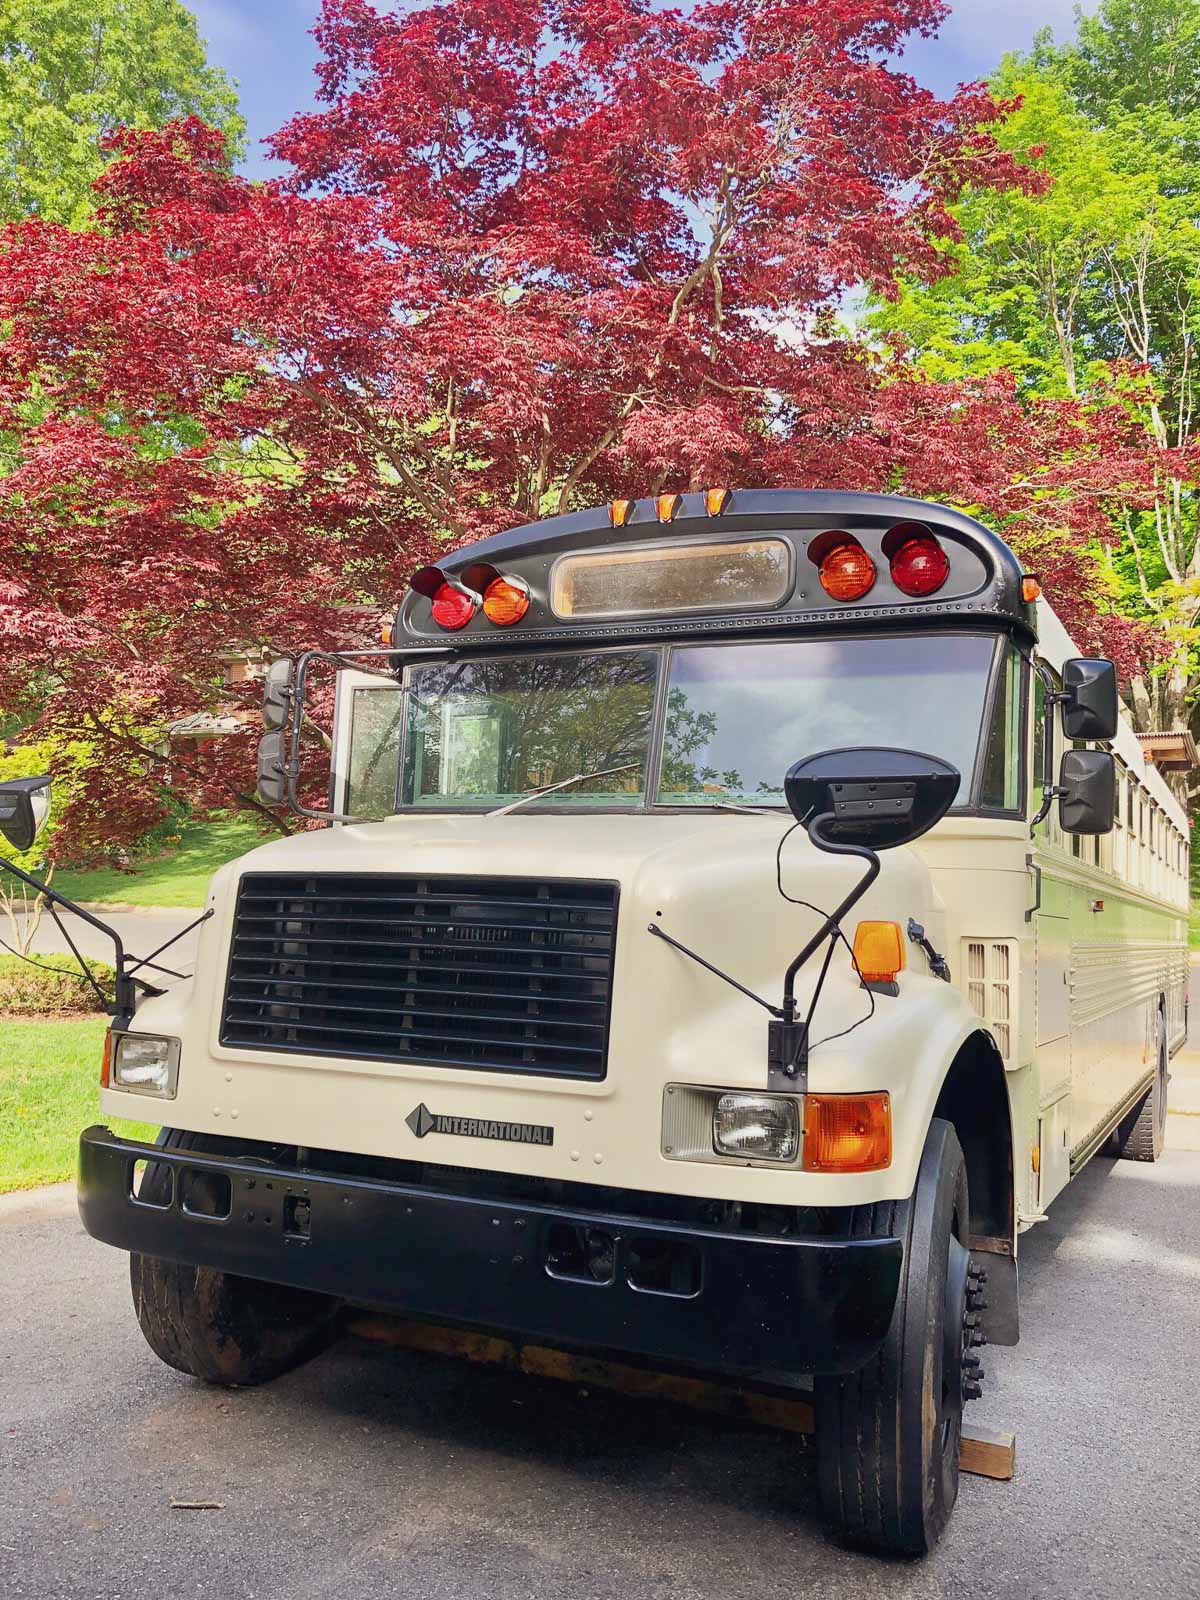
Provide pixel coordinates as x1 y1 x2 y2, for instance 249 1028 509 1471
713 1094 799 1162
111 1034 180 1098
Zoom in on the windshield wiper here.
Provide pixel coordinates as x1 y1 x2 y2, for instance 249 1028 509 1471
487 762 641 817
707 801 778 815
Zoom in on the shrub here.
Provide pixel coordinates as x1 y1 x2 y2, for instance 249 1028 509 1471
0 953 115 1015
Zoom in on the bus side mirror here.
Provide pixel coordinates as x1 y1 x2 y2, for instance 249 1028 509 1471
1059 749 1115 835
0 775 52 853
1062 658 1118 742
262 658 294 732
257 731 290 807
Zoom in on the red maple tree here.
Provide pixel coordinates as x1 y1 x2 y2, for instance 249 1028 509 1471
0 0 1175 859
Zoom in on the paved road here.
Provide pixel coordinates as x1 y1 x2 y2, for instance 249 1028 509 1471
12 908 202 981
3 1144 1199 1600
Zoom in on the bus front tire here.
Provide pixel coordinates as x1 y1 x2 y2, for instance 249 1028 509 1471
814 1119 975 1556
1114 1008 1168 1164
129 1130 340 1387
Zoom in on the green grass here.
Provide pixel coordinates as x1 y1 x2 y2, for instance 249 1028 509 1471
0 1018 157 1193
53 815 271 909
1190 905 1200 950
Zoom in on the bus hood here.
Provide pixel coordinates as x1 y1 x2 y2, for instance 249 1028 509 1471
210 810 943 1042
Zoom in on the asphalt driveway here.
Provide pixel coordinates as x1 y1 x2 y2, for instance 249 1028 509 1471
2 1140 1198 1600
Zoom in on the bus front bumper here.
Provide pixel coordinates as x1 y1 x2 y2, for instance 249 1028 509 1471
78 1126 902 1379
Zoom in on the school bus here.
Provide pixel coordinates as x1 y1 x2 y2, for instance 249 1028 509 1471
31 489 1187 1554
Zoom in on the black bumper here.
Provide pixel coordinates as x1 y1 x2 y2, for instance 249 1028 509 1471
78 1127 902 1379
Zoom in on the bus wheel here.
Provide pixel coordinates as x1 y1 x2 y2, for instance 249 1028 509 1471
129 1130 340 1387
814 1118 977 1555
1114 1008 1168 1164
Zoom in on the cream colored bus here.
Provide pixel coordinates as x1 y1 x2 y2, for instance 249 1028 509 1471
5 489 1184 1556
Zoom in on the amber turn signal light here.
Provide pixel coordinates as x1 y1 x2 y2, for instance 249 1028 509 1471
852 921 905 984
100 1028 112 1089
482 575 530 626
610 499 635 527
802 1093 892 1173
1022 575 1042 603
818 540 876 601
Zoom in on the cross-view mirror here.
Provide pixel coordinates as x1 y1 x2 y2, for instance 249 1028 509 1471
1062 658 1118 742
784 748 961 851
1059 748 1116 835
262 658 294 732
0 774 52 853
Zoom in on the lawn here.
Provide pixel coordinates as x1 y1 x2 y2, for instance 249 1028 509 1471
0 1018 156 1193
53 814 271 909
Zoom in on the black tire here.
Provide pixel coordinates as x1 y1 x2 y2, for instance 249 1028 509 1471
815 1119 977 1555
130 1130 340 1387
1114 1006 1168 1163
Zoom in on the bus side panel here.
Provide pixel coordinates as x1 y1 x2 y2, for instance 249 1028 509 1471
1068 883 1182 1160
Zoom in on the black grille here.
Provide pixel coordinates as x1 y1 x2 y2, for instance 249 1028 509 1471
220 873 619 1079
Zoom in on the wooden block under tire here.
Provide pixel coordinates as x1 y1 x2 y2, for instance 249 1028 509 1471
348 1315 1014 1480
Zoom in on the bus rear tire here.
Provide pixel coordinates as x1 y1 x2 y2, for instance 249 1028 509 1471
814 1119 974 1556
1114 1008 1168 1164
129 1130 340 1387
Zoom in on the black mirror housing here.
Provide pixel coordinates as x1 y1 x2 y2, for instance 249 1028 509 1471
262 658 294 732
256 731 289 806
1062 658 1118 742
784 747 961 851
1059 749 1116 835
0 774 52 853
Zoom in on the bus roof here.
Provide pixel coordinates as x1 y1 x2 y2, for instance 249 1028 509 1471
395 489 1036 651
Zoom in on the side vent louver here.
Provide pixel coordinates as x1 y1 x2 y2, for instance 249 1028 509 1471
963 939 1015 1062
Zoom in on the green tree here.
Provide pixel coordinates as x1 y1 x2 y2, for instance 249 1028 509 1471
0 0 242 224
1066 0 1200 127
874 2 1200 775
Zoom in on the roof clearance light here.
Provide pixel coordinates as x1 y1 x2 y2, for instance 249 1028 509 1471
889 532 950 598
610 499 635 527
818 538 876 602
1022 575 1042 603
656 492 682 522
705 487 732 517
482 575 530 626
430 581 477 631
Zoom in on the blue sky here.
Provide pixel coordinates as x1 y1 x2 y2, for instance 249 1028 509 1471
190 0 1093 180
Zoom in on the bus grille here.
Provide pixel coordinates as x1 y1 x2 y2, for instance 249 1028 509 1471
220 872 619 1080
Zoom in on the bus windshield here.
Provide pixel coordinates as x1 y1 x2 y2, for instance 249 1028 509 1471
397 634 999 811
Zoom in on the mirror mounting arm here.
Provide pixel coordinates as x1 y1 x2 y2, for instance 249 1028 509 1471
0 855 150 1028
781 813 881 1023
264 645 456 825
1031 659 1069 833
